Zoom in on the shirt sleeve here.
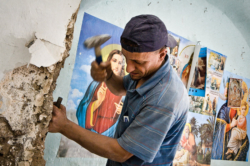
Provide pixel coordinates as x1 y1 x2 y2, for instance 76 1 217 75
123 74 132 91
117 104 176 163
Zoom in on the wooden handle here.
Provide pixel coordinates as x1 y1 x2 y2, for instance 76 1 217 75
55 97 63 108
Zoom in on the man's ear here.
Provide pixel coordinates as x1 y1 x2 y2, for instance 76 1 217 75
159 47 167 61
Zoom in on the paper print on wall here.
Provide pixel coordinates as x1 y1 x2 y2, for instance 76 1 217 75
198 49 227 116
168 32 197 87
189 48 227 117
168 34 180 73
57 13 125 158
189 96 205 114
188 47 207 97
173 112 214 166
228 78 243 108
206 49 226 95
212 71 250 161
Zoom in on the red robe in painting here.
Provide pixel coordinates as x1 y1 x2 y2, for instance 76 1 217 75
85 83 122 133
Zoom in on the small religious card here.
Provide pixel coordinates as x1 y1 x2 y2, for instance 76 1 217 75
228 78 242 108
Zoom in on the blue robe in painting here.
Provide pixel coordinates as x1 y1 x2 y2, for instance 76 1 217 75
76 81 119 137
212 103 249 161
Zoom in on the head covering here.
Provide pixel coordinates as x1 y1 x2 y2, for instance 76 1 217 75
121 14 177 52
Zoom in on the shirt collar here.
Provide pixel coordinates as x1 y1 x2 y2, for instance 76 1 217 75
134 55 170 96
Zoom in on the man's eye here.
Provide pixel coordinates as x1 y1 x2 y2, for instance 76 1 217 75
134 61 144 64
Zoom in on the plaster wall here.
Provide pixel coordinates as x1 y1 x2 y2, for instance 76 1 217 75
0 0 81 165
44 0 250 165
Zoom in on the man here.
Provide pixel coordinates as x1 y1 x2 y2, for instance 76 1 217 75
49 15 189 165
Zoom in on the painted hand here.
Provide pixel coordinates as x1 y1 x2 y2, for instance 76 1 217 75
114 102 123 115
48 104 69 133
97 82 107 103
230 117 237 128
91 60 111 82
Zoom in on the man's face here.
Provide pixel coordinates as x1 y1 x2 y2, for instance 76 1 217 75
241 105 246 116
122 48 166 80
110 54 123 76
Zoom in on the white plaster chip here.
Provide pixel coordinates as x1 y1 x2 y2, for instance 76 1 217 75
0 0 81 80
35 93 44 107
29 39 64 67
39 114 48 121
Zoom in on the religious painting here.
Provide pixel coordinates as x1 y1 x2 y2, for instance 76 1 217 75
228 78 243 108
189 48 227 118
190 56 206 90
210 75 221 92
212 71 250 162
168 34 180 73
168 32 197 87
189 96 204 114
201 91 218 116
173 112 214 166
206 48 226 95
197 49 227 117
207 51 226 74
57 13 125 158
188 47 207 97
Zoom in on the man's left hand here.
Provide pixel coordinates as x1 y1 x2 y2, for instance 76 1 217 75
49 104 69 133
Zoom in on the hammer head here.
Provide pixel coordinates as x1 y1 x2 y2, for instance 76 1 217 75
84 34 111 48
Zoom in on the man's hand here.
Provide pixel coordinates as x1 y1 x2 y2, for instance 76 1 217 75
49 104 69 133
91 61 112 82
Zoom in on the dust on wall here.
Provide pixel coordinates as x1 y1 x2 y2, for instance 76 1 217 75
0 1 80 165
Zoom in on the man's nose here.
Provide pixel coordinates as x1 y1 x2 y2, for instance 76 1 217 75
126 60 135 73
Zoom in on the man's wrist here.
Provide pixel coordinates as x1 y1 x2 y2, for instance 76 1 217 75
106 71 113 81
60 118 71 135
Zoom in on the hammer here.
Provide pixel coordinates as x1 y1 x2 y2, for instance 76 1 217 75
84 34 111 64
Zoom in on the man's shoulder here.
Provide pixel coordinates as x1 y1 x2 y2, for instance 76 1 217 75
160 69 188 102
146 69 189 115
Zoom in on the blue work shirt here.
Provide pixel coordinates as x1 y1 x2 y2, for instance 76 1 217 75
107 56 189 166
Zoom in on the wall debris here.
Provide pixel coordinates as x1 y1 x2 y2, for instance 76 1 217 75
0 3 80 166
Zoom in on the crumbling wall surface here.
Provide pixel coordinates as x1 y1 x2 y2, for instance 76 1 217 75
0 0 81 165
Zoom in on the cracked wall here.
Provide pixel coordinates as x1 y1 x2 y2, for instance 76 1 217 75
0 0 81 165
44 0 250 166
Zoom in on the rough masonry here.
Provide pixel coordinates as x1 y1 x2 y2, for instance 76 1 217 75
0 6 79 166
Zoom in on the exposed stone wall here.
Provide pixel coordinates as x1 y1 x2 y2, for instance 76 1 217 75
0 6 79 166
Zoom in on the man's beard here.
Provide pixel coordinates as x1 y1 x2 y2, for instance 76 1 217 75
185 132 189 139
131 77 140 81
130 75 141 81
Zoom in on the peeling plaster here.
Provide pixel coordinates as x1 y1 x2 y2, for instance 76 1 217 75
29 39 64 67
0 0 81 81
0 0 80 165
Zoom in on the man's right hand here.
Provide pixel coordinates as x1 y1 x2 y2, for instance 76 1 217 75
91 61 112 82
